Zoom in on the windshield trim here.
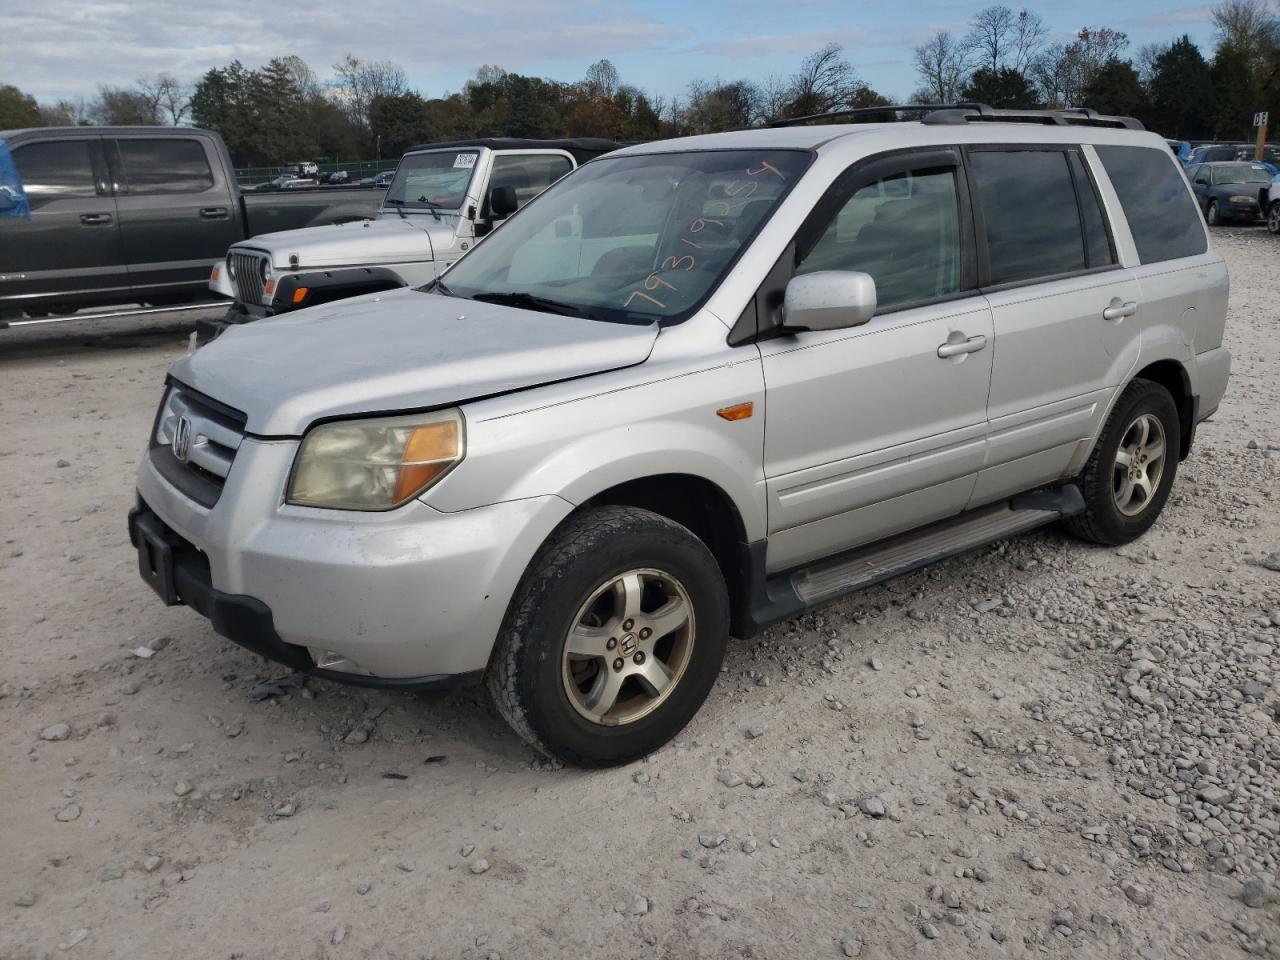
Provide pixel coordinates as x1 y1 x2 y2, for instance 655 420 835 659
437 147 817 327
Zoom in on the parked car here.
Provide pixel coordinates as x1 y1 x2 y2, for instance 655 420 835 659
358 170 396 188
130 107 1229 767
204 138 618 339
0 127 384 321
327 170 350 184
295 161 319 177
1188 160 1274 223
1267 176 1280 234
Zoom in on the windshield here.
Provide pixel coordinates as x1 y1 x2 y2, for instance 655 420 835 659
1214 163 1271 183
440 149 811 323
385 150 479 210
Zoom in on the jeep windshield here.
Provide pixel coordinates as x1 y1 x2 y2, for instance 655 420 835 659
439 149 810 323
384 150 479 210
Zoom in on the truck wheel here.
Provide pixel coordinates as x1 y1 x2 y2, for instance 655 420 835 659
488 506 729 767
1063 379 1181 546
1268 200 1280 235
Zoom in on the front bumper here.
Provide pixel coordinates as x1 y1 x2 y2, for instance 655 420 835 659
134 439 574 681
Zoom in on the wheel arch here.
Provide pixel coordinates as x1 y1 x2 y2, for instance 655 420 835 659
1131 359 1195 460
580 473 753 638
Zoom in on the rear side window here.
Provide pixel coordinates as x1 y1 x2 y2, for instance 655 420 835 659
1068 152 1115 269
1095 145 1207 263
969 149 1085 286
12 140 99 208
797 166 962 311
489 154 573 208
117 139 215 195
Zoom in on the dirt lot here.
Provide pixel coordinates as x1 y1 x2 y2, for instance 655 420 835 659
1 228 1277 960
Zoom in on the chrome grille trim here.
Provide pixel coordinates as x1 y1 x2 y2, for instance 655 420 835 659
151 383 248 507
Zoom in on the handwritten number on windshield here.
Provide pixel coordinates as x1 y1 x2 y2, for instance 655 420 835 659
619 160 787 312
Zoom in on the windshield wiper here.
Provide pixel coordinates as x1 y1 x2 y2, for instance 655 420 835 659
469 291 589 317
384 197 408 220
416 194 442 223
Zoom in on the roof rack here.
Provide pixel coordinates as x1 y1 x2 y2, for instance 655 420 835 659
768 102 1144 132
768 104 973 127
921 104 1145 131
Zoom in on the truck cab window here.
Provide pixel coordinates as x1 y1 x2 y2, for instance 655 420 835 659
12 140 99 208
490 154 573 209
116 139 215 195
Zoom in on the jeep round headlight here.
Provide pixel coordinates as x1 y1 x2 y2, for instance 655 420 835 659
287 409 464 511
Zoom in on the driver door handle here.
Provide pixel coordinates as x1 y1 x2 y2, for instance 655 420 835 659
937 334 987 358
79 212 112 225
1103 300 1139 322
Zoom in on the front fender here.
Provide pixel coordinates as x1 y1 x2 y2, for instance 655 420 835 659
270 267 409 314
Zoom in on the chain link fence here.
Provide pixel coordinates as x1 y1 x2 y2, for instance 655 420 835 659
235 159 400 187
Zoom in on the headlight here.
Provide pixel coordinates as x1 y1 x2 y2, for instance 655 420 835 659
1228 195 1255 203
287 409 464 511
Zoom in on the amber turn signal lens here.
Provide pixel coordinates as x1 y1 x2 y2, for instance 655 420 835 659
209 264 221 282
292 287 309 304
392 420 462 503
716 402 754 421
264 278 276 296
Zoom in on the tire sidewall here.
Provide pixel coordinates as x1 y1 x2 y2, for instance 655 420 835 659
1085 383 1181 543
512 512 729 766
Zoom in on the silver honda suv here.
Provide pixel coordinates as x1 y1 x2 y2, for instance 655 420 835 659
130 105 1231 767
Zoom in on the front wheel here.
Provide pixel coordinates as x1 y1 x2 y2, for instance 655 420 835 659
1206 200 1221 225
1063 379 1181 546
1268 200 1280 235
488 506 729 767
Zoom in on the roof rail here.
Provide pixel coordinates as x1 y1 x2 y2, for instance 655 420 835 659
768 103 985 128
922 104 1145 131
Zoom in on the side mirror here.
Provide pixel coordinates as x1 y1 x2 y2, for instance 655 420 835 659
1194 177 1209 186
488 185 518 219
782 271 877 332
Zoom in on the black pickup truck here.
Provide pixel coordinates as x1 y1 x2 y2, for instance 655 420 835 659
0 126 384 322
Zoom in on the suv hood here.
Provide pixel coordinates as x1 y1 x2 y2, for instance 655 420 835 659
242 216 453 269
170 288 659 436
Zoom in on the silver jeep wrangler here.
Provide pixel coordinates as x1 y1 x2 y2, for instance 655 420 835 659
130 105 1231 767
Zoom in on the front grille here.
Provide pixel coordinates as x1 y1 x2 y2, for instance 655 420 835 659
228 251 268 305
151 383 248 508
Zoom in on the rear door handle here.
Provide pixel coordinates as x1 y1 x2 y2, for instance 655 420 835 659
200 207 229 220
937 334 988 358
79 213 112 225
1103 300 1139 322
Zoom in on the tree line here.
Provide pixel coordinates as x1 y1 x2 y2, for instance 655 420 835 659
1 0 1275 167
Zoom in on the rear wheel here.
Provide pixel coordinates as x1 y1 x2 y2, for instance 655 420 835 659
488 506 729 767
1268 200 1280 235
1063 379 1181 545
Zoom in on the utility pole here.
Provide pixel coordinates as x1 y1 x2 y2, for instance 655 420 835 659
1255 111 1270 161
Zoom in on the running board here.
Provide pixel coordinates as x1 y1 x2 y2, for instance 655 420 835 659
749 484 1083 622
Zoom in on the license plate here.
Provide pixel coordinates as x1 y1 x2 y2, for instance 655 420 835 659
129 508 181 606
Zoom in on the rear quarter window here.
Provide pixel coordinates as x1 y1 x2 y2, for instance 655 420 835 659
1095 145 1207 264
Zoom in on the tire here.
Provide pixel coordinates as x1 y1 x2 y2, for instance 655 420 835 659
487 506 729 767
1268 200 1280 235
1206 200 1220 225
1063 379 1181 546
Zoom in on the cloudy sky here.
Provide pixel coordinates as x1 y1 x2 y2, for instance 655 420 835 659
9 0 1217 104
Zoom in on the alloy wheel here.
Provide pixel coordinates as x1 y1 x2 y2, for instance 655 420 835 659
1113 413 1167 517
1269 202 1280 235
561 568 695 726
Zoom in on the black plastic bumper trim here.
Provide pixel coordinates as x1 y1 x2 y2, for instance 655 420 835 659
130 499 481 692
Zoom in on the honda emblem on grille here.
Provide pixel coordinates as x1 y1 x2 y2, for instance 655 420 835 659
172 416 193 463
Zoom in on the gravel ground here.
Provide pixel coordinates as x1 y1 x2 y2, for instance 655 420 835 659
1 227 1277 960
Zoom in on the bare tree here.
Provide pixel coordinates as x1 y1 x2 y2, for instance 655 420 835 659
332 54 407 131
138 73 191 125
966 6 1045 74
1212 0 1280 69
92 85 160 125
1134 41 1170 85
584 59 620 100
786 43 863 116
1030 27 1129 107
913 30 973 102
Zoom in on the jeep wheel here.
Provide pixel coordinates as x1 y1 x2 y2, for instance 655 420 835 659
1063 379 1181 546
488 506 729 767
1206 200 1220 225
1268 200 1280 235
